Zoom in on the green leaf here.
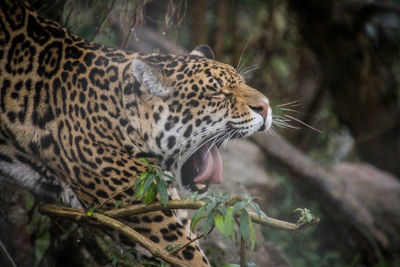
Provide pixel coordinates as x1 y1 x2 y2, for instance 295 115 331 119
191 205 207 230
222 264 240 267
142 173 155 192
162 172 175 180
114 200 121 209
190 191 198 203
157 179 168 207
250 201 261 217
306 213 313 223
140 171 148 180
139 157 154 170
217 206 227 216
203 213 214 237
111 254 118 266
230 226 237 243
200 196 212 203
293 208 304 214
222 208 234 238
239 209 250 240
135 179 145 199
214 214 225 235
135 176 143 191
86 207 95 216
143 184 157 204
232 201 246 215
249 201 268 220
206 202 216 214
248 217 256 251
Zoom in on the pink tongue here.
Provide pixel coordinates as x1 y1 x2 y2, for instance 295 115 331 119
193 145 223 184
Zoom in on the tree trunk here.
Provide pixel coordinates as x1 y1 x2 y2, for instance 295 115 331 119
188 0 208 46
213 0 228 60
288 0 400 176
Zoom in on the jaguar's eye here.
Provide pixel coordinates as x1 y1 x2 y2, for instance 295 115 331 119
211 91 232 98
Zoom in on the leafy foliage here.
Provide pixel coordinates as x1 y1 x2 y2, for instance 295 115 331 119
293 208 315 224
109 245 137 266
265 173 342 267
86 206 104 216
190 193 268 251
135 158 176 207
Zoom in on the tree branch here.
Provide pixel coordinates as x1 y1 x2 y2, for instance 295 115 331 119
39 204 191 267
41 199 318 232
39 197 318 266
104 199 318 232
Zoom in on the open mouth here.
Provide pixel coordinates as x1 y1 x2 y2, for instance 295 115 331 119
181 139 223 194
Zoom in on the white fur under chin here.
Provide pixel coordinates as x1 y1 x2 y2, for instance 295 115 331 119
265 106 273 130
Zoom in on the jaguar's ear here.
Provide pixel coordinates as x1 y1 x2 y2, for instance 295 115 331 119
190 45 215 60
131 58 170 97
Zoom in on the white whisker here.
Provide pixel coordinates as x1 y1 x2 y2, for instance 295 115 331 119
276 99 302 108
186 133 223 161
175 122 226 146
203 132 228 159
236 43 249 74
279 108 303 114
284 115 323 133
240 65 260 77
273 120 301 130
266 128 278 137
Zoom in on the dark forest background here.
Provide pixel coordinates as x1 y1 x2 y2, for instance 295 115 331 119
1 0 400 266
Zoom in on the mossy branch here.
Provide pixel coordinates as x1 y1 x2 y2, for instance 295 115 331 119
39 197 319 266
103 198 319 232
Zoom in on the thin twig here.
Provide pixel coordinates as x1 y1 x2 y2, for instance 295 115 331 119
240 236 246 267
97 181 137 209
90 0 116 41
0 240 17 267
173 234 204 256
171 225 215 256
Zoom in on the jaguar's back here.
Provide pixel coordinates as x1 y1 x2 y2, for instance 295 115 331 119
0 0 272 265
0 0 140 206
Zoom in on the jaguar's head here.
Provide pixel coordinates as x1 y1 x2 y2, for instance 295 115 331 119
128 45 272 193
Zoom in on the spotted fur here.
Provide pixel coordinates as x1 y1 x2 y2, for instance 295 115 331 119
0 0 272 265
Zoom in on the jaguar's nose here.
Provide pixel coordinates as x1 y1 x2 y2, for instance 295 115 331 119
250 101 269 120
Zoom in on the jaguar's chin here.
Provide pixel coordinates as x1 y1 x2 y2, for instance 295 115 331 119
180 139 224 194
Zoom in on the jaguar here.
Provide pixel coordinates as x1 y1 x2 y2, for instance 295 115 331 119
0 0 272 265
